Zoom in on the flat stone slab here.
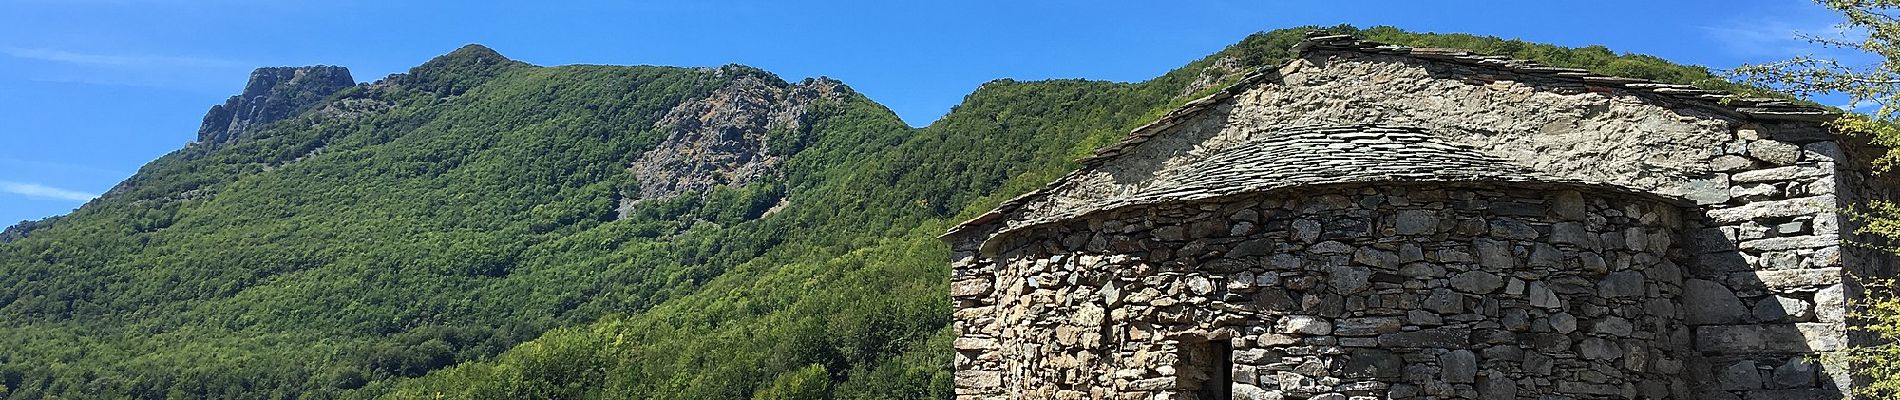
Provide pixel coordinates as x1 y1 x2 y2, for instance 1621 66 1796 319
1696 323 1845 353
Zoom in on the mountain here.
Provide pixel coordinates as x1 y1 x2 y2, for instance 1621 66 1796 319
0 26 1762 399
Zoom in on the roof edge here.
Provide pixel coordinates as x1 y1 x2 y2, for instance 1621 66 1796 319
970 179 1693 256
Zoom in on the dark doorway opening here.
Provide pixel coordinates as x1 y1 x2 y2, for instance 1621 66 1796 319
1185 339 1233 400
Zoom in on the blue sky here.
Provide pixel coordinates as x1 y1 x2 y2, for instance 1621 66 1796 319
0 0 1859 224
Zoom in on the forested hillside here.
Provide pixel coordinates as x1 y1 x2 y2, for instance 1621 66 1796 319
0 26 1765 399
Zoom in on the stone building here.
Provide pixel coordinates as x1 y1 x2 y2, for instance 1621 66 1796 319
943 33 1897 399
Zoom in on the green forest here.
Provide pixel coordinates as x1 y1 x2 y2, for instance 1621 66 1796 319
0 26 1773 399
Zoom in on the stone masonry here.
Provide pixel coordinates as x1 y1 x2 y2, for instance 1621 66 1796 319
944 33 1898 399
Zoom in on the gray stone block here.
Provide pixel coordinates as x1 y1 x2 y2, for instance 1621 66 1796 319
1448 270 1504 294
1719 360 1763 390
1695 323 1845 353
1598 271 1645 298
1684 279 1747 325
1439 349 1477 383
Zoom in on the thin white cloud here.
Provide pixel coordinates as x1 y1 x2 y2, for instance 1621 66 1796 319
0 181 97 202
0 156 129 178
0 47 239 68
1697 4 1877 64
1698 22 1840 59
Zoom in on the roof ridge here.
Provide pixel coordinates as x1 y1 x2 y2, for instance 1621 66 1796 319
1294 31 1834 121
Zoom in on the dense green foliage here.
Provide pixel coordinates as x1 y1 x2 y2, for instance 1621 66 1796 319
0 26 1758 399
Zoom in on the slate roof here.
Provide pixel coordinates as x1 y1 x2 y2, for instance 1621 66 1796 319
1130 124 1560 203
959 124 1641 242
941 32 1834 240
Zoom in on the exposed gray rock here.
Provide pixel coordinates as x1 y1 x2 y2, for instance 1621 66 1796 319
1814 284 1846 322
1706 195 1834 223
1340 349 1403 378
1336 317 1403 336
1488 218 1538 240
1268 254 1304 270
1186 276 1216 295
1395 209 1439 235
1598 271 1645 298
1769 358 1816 389
1425 288 1463 314
1735 268 1842 294
1376 328 1469 348
1732 183 1782 200
1352 247 1399 268
1309 240 1352 254
1748 140 1803 165
1280 315 1333 335
197 66 356 146
1710 154 1760 171
1719 360 1763 390
1552 191 1586 220
1696 323 1845 353
1399 263 1445 278
1527 282 1561 309
1577 338 1623 360
1753 295 1813 322
1448 271 1504 294
1439 350 1477 383
1550 222 1596 247
1527 243 1564 267
1330 266 1372 293
1594 316 1633 336
1292 219 1323 243
1731 165 1831 183
1479 373 1518 399
1684 279 1747 325
625 74 848 211
1234 383 1281 400
1682 174 1734 205
1550 312 1578 334
1229 239 1275 257
951 279 992 297
1475 239 1515 269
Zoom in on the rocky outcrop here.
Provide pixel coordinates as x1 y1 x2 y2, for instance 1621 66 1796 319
196 66 355 146
1181 56 1246 96
620 67 849 216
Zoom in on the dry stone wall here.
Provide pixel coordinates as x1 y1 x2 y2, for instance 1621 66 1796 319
954 183 1691 399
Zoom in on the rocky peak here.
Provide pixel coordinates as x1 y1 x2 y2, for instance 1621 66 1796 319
197 66 355 146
